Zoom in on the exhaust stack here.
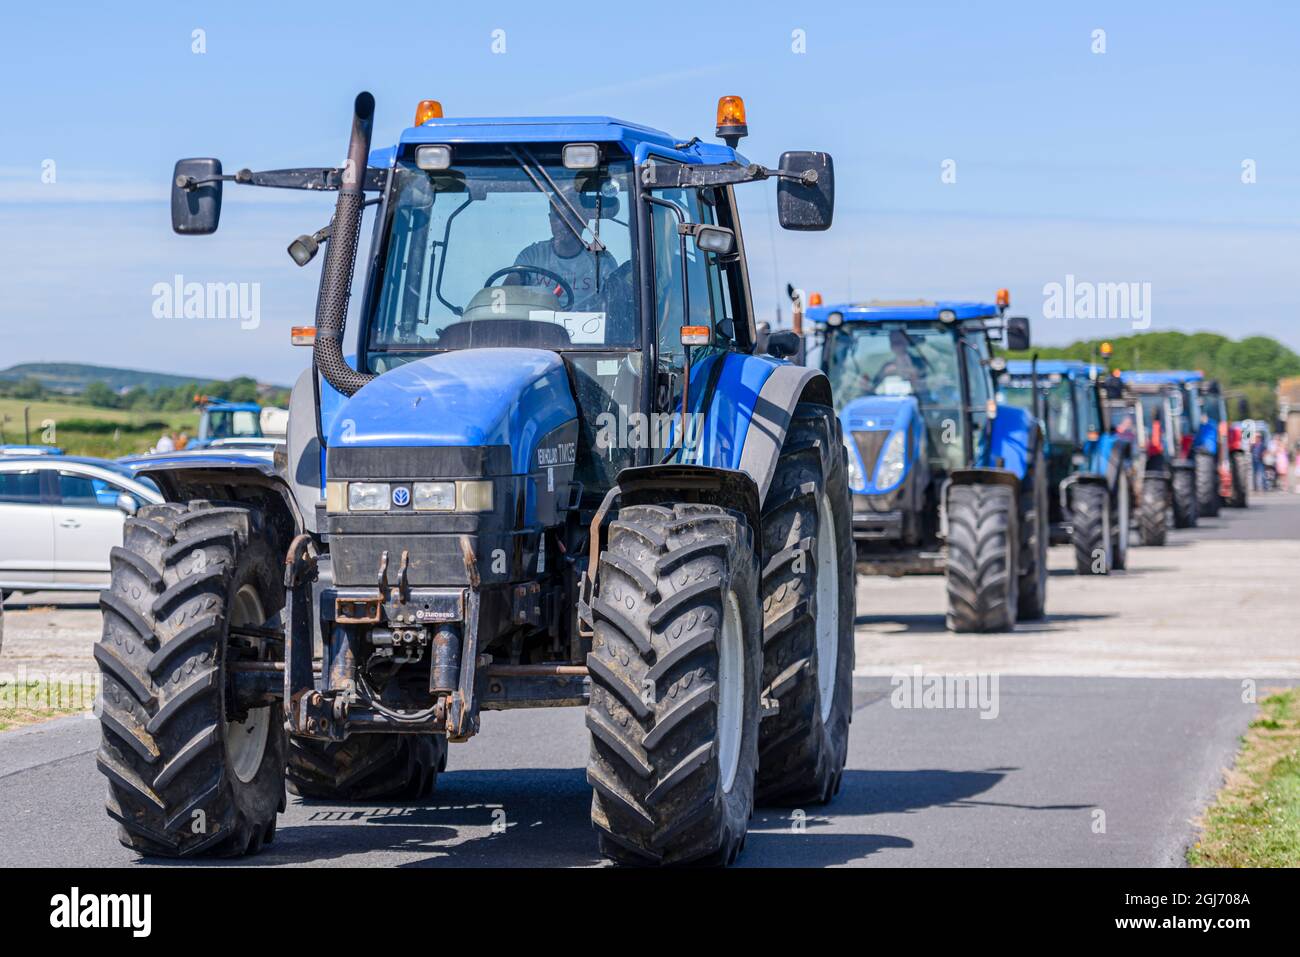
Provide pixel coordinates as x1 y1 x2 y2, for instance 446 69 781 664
313 92 377 397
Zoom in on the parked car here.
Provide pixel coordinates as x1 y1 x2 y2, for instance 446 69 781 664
0 456 164 595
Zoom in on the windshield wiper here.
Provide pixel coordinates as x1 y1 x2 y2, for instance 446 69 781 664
506 145 606 255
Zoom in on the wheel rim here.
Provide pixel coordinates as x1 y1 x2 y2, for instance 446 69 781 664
717 590 744 795
814 494 840 723
225 584 271 785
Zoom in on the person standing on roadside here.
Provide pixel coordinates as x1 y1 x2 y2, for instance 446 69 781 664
1251 432 1265 491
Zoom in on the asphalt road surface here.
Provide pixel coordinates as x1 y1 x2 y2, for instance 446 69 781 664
2 492 1297 867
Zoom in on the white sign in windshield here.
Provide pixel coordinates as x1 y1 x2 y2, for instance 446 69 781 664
528 310 607 345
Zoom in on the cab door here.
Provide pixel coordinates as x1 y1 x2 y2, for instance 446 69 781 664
647 182 748 464
0 467 55 588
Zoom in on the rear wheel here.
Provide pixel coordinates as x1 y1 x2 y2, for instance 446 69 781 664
1172 464 1198 528
1195 450 1219 517
1138 474 1169 546
1111 471 1130 571
287 734 447 801
1071 483 1109 575
755 404 854 806
94 501 286 857
946 484 1018 632
586 503 761 866
1016 440 1049 621
1229 450 1250 508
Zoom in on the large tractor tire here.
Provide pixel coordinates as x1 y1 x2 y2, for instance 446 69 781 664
1016 439 1049 621
1111 470 1130 571
287 734 447 801
1138 474 1169 546
1195 450 1219 517
1071 482 1109 574
587 503 762 866
946 484 1018 632
1171 464 1198 528
754 404 854 806
95 501 285 857
1228 450 1250 508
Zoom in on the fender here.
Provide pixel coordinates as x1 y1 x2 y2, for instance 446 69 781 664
1058 471 1107 515
979 403 1036 480
133 452 303 555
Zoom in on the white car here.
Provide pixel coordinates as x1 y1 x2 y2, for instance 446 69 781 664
0 456 164 595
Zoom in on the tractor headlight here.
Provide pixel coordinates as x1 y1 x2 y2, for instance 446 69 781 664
843 434 864 490
875 431 907 488
348 482 391 511
412 481 456 511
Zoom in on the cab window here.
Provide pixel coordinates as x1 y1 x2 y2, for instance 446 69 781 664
0 470 41 505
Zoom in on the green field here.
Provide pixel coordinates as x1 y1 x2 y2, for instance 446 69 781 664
0 398 198 458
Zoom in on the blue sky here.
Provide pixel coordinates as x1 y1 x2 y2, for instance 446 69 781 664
1 1 1297 383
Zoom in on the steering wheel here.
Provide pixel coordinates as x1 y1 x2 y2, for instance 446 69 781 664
483 266 574 310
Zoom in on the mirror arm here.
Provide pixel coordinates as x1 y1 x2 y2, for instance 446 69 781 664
176 166 388 193
640 161 810 191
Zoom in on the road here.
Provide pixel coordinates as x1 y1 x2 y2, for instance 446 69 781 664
1 492 1297 867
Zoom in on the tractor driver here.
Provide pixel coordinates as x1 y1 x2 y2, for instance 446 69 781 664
508 202 636 344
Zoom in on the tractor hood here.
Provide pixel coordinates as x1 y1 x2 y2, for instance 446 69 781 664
326 348 578 477
838 394 923 494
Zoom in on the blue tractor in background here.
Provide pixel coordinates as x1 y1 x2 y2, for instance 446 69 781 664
189 398 265 449
810 296 1047 632
998 361 1133 574
94 93 855 866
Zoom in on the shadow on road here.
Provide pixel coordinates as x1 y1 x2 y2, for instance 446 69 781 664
855 611 1114 634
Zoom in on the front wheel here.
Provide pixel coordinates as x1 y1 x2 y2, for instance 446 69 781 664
1111 470 1130 571
95 501 286 857
587 503 762 866
1016 440 1049 621
946 484 1018 632
1228 451 1250 508
1071 483 1109 575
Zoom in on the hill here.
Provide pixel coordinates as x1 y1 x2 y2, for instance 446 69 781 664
0 362 217 394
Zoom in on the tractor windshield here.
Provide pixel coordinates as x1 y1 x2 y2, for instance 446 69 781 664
824 323 963 408
998 376 1076 445
366 148 636 360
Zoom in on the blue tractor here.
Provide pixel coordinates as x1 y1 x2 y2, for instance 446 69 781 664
190 399 264 449
998 361 1133 574
811 297 1047 632
94 93 855 866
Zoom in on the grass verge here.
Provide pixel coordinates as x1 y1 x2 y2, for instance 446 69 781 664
1188 687 1300 867
0 675 98 732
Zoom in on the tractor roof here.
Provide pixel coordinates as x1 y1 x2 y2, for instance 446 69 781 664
1119 370 1204 386
203 401 262 412
381 116 745 167
1004 359 1105 379
806 300 1001 324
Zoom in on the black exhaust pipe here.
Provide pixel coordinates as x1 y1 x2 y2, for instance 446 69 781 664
313 92 377 397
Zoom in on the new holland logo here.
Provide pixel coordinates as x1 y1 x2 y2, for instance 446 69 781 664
391 486 411 507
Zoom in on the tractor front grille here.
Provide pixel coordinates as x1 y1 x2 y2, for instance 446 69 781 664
852 430 889 486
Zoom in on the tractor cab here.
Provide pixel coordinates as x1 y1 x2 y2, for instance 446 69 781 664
192 399 263 448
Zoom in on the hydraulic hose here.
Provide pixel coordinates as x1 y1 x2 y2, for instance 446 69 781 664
313 92 377 397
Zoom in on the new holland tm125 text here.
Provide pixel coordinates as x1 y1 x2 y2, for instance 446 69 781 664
809 295 1047 632
998 361 1134 574
94 93 856 866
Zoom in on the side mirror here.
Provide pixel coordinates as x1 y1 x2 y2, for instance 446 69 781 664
765 329 801 360
777 151 834 231
691 224 736 256
1005 315 1030 352
171 158 224 235
115 493 138 516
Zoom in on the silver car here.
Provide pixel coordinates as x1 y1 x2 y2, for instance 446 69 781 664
0 456 164 595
